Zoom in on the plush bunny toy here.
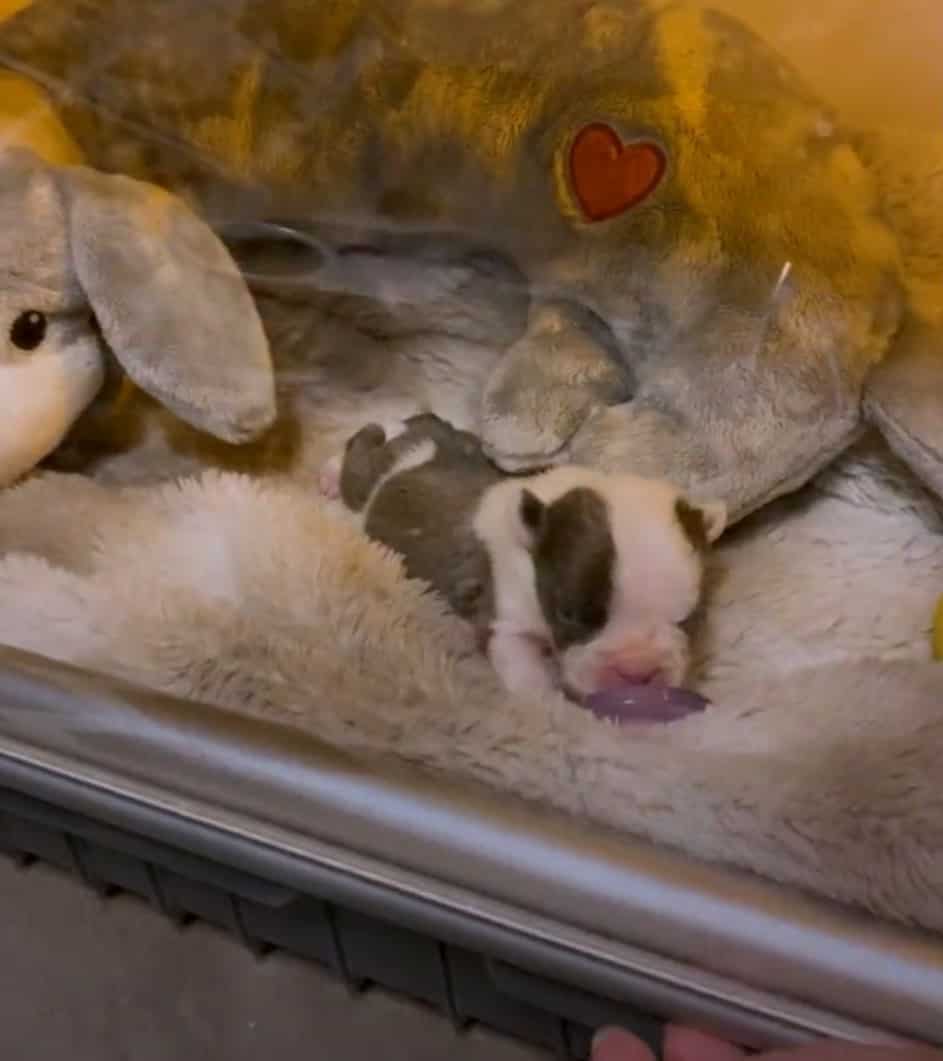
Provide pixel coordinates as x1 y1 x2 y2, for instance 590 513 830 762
0 144 277 486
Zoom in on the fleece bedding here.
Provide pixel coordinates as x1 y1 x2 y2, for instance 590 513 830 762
0 298 940 937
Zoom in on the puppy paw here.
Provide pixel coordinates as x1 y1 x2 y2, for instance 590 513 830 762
318 454 343 500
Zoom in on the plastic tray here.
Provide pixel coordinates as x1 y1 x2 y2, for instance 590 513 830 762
0 646 940 1058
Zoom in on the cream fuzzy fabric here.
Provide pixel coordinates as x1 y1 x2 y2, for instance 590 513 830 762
0 298 939 933
0 408 940 934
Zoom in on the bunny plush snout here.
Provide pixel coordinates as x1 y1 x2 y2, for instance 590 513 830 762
0 148 109 485
0 301 106 485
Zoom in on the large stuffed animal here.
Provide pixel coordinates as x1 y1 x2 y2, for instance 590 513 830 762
0 0 940 522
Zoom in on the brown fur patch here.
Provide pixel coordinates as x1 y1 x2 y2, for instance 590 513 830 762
530 486 613 650
45 376 304 478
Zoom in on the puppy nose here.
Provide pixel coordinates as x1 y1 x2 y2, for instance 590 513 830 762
597 664 665 690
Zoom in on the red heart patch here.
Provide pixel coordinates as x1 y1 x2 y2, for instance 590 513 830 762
569 123 667 223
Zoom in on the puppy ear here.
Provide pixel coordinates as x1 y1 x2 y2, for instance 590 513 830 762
515 487 547 549
864 318 943 499
676 497 727 549
700 500 728 544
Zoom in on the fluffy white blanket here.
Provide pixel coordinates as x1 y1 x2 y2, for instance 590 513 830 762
0 315 941 935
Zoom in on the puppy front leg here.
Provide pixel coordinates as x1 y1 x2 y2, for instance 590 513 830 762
488 630 559 697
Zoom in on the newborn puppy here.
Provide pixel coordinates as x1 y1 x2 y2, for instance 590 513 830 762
321 415 726 699
477 467 727 699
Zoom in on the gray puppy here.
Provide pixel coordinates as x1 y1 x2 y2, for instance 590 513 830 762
327 414 502 636
320 414 725 698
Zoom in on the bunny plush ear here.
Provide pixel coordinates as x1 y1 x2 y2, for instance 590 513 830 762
54 164 276 444
864 318 943 499
855 129 943 502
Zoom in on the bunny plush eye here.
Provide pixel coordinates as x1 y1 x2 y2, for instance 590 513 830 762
10 311 48 352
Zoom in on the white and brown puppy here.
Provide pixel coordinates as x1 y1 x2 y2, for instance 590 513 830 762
320 415 726 699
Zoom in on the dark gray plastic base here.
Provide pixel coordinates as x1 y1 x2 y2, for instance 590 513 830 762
0 648 935 1052
0 783 662 1060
